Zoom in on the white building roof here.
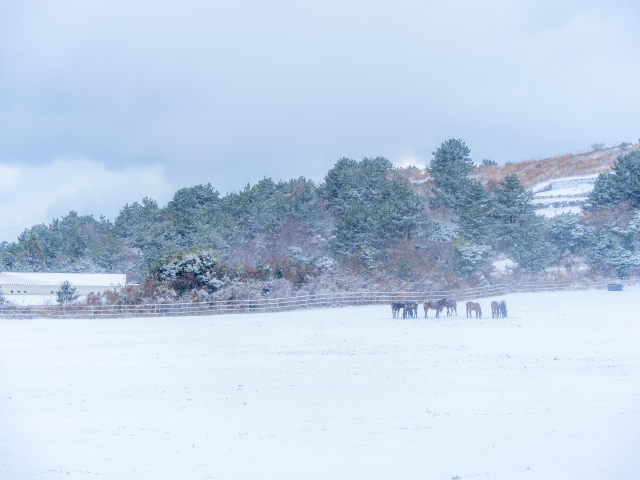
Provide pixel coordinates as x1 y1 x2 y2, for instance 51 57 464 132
0 272 126 287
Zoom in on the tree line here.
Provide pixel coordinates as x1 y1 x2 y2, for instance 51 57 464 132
1 140 639 296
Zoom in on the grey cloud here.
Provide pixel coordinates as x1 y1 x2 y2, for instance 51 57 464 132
0 0 639 203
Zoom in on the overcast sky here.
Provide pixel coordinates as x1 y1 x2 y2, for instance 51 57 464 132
0 0 639 241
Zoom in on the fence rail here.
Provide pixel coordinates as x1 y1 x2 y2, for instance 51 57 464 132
0 278 636 319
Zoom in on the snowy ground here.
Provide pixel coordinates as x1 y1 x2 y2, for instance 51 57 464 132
4 295 58 306
492 258 514 272
1 288 640 480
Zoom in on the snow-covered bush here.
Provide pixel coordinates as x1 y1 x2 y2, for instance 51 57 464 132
428 220 459 242
152 248 228 294
288 247 307 264
256 260 272 280
310 255 336 270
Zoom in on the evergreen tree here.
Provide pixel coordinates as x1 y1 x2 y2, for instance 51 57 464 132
165 183 221 239
480 159 498 168
510 218 555 273
452 240 493 277
329 204 374 256
21 235 45 270
587 150 640 208
492 174 536 253
586 212 640 277
325 157 426 256
56 280 79 304
547 213 588 257
322 157 394 213
0 286 5 304
457 180 494 245
428 139 476 211
322 157 359 213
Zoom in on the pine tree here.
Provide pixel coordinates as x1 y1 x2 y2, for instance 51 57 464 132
0 286 5 305
428 139 476 211
452 240 493 277
547 214 588 257
457 180 495 245
325 157 426 256
586 211 640 277
56 280 79 304
510 218 555 273
492 174 536 253
480 159 498 168
587 150 640 208
328 204 374 256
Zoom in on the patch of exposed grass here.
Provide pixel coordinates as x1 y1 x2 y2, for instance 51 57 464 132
474 144 639 190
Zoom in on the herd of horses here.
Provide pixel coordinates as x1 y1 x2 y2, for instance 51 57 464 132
391 299 507 319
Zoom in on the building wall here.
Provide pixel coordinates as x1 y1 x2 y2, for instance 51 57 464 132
4 285 114 296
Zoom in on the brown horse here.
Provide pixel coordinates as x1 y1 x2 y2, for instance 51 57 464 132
423 299 446 318
445 299 457 316
466 301 482 318
491 301 500 318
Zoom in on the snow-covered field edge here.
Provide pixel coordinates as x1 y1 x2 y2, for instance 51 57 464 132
1 277 638 318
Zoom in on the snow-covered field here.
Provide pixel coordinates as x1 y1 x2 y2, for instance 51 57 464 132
531 174 598 218
1 288 639 480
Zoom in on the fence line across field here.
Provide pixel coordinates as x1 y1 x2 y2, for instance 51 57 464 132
0 278 636 319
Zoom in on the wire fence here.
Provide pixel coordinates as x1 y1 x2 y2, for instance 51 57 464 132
0 277 636 319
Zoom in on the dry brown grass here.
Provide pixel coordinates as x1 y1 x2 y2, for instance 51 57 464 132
399 144 639 194
474 144 639 190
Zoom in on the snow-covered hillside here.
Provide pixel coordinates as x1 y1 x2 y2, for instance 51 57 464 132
531 174 598 217
1 288 639 480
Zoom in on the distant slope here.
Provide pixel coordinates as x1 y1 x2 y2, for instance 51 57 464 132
403 144 640 211
475 143 639 190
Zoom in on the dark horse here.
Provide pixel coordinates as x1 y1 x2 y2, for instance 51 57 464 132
499 300 507 318
404 301 418 318
391 302 405 318
423 298 447 318
491 301 500 318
